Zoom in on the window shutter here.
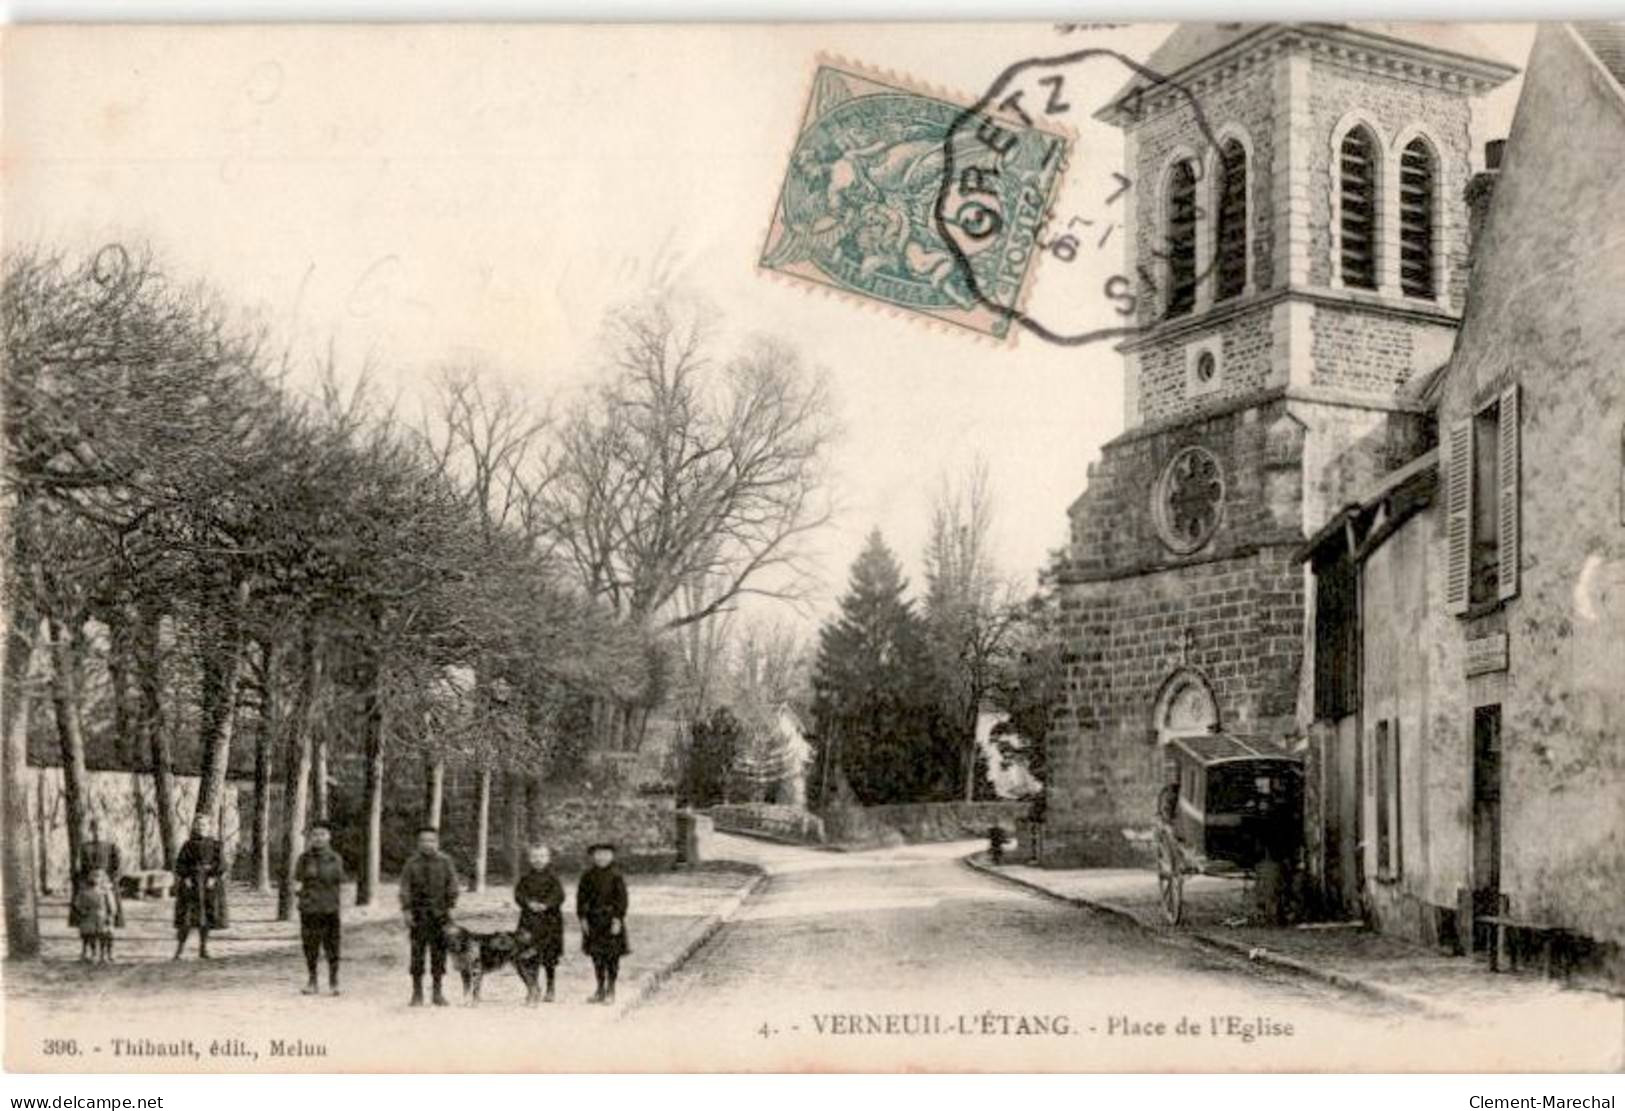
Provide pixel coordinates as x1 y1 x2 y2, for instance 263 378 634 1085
1339 128 1379 290
1445 419 1473 615
1497 384 1520 602
1166 160 1199 318
1216 140 1248 301
1392 719 1403 880
1399 139 1437 299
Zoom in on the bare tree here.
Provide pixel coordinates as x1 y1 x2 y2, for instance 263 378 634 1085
923 458 1022 801
540 297 835 748
417 363 550 888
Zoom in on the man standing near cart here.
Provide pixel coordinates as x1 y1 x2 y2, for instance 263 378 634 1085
399 826 459 1007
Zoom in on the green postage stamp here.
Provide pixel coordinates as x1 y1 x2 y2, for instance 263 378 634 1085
761 62 1069 340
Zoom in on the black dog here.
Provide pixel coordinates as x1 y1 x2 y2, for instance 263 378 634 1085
442 924 544 1005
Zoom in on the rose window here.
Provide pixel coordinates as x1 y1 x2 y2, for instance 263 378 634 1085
1155 446 1225 553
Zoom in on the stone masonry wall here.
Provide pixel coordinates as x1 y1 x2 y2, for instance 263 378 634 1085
1045 544 1306 867
1069 397 1306 579
1133 305 1280 425
1052 395 1310 867
1121 39 1470 429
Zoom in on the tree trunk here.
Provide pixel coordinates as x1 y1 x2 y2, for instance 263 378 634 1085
356 656 385 907
424 754 444 829
2 606 42 958
194 578 252 828
963 725 978 803
44 613 89 874
505 769 523 883
105 608 135 768
250 640 280 892
312 735 330 824
135 605 178 869
472 765 491 893
275 629 322 922
36 768 55 894
523 774 545 849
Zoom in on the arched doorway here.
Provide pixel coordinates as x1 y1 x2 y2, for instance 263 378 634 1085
1152 668 1219 779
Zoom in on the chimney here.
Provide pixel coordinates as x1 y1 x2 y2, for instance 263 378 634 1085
1465 139 1505 270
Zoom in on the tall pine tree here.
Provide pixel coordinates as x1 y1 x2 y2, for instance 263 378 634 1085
812 530 956 805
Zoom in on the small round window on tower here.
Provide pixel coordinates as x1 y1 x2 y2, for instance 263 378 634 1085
1195 350 1217 384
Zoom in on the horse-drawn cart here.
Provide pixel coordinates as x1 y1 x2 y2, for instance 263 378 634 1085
1153 733 1304 926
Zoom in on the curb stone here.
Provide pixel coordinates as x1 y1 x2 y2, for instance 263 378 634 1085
617 868 768 1019
960 852 1444 1018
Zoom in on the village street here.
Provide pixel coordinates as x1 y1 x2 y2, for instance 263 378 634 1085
639 836 1625 1071
13 833 1617 1072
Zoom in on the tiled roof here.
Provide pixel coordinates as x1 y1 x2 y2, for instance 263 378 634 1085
1168 732 1297 765
1574 22 1625 89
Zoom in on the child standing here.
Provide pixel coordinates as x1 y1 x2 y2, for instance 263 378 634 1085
74 869 117 963
576 842 629 1004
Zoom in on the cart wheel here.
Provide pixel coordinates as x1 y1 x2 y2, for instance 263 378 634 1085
1156 834 1185 926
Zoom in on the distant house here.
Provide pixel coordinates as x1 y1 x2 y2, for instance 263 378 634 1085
975 710 1041 800
1303 23 1625 983
770 705 816 807
731 703 816 807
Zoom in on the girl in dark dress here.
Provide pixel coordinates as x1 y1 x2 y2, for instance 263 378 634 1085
174 817 227 959
575 842 630 1004
514 845 565 1002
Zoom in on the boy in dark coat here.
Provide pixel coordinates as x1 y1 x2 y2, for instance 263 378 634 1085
399 826 459 1007
576 842 629 1004
514 844 564 1002
173 817 227 960
294 823 346 996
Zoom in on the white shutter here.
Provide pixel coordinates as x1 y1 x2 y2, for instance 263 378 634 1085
1497 384 1520 602
1445 418 1473 615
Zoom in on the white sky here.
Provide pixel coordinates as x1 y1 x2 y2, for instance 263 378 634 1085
1 22 1533 626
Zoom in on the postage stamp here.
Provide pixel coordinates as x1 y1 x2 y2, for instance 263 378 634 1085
759 61 1069 340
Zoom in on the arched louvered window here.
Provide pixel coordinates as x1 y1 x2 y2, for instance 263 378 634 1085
1165 159 1199 318
1399 137 1437 299
1215 139 1248 301
1339 126 1379 290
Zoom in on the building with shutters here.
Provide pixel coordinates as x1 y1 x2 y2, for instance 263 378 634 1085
1301 22 1625 983
1042 23 1516 868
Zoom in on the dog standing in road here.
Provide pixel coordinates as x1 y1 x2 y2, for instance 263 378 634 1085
442 924 544 1005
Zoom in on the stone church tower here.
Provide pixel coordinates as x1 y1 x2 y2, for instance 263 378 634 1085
1041 24 1516 866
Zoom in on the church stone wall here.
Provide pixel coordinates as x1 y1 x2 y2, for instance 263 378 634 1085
1045 543 1306 867
1307 303 1453 400
1131 304 1280 425
1069 397 1306 579
1050 400 1309 867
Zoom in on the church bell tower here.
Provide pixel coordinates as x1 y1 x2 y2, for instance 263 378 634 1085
1040 23 1516 867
